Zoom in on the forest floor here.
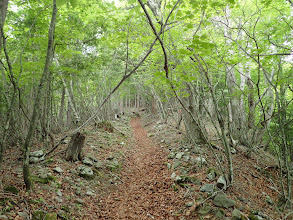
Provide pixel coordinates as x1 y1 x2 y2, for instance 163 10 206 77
0 112 290 219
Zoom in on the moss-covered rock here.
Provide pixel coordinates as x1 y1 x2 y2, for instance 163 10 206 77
32 210 45 220
44 212 57 220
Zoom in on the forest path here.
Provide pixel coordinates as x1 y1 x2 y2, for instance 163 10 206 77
99 117 182 219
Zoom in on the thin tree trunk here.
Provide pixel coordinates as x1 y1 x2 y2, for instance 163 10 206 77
22 0 57 191
59 87 65 128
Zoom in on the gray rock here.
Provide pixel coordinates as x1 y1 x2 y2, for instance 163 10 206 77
213 193 235 208
185 201 194 207
69 169 78 175
94 161 104 170
77 166 94 180
207 170 216 180
63 140 69 144
86 190 95 196
167 163 171 169
17 212 29 219
107 155 114 160
82 157 94 166
55 197 63 203
173 160 181 169
183 155 190 162
167 152 176 159
194 157 207 165
56 189 62 197
30 150 44 157
216 176 227 190
200 184 214 194
74 198 85 205
0 215 8 219
30 156 45 163
87 156 98 162
175 152 184 159
53 167 64 173
232 208 243 220
171 173 176 179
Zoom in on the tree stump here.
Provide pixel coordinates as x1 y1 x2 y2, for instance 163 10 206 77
65 132 85 161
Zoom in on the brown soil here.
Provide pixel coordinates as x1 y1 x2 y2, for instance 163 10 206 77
98 117 185 219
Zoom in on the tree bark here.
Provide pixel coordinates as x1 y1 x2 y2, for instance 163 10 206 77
65 132 85 161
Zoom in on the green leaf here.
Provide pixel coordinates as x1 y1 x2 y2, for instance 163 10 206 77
128 0 136 4
69 0 78 8
56 0 67 7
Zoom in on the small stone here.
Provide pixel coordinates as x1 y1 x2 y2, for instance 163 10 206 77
77 166 94 180
171 173 176 179
232 208 243 220
173 160 181 169
167 152 176 159
17 212 29 219
30 156 45 163
207 170 216 180
63 140 69 144
147 134 154 137
194 157 207 165
55 197 63 203
213 193 235 208
216 176 227 190
185 201 194 207
167 163 171 169
82 157 94 166
74 198 85 205
107 155 114 160
69 169 78 175
175 152 184 159
30 150 44 157
94 161 104 170
86 190 95 196
0 215 8 220
200 184 214 194
53 167 64 173
56 189 62 197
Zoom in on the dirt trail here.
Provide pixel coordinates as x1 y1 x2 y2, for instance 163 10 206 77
99 117 183 219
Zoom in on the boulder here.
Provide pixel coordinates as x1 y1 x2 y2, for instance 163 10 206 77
213 193 235 208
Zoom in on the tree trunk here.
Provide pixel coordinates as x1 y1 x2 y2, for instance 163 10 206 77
182 84 206 144
65 132 85 161
59 86 65 128
23 0 57 191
